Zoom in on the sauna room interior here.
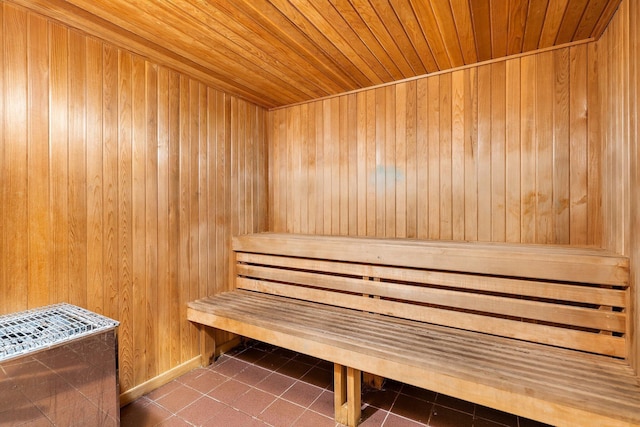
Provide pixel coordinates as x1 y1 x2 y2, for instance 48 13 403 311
0 0 639 426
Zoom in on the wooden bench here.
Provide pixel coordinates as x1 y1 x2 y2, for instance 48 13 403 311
187 233 640 427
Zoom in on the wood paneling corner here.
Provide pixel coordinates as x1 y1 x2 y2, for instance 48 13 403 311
0 3 268 394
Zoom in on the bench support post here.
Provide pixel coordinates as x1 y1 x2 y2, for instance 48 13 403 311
197 325 216 366
363 372 384 390
334 364 362 427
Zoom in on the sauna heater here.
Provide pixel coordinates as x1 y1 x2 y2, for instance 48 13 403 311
0 303 119 426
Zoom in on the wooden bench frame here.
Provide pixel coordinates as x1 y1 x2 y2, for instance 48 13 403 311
188 233 640 427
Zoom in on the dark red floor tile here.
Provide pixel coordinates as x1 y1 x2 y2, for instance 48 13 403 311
292 353 322 366
120 341 528 427
359 406 388 426
390 393 432 424
253 352 293 371
234 347 270 364
281 381 324 408
259 398 306 426
362 387 399 411
155 383 203 414
308 390 335 418
207 378 251 405
156 415 192 427
176 395 226 425
382 413 427 426
255 372 297 396
181 369 228 394
300 366 333 389
211 357 252 378
144 380 182 402
234 364 273 387
276 359 314 380
434 394 475 415
202 406 265 427
121 400 173 427
399 384 437 403
232 388 277 417
291 409 336 427
428 404 474 427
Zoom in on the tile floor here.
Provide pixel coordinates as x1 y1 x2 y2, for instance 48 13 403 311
121 341 551 427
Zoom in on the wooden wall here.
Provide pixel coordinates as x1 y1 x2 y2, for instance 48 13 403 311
269 44 602 246
0 2 268 394
596 0 639 374
268 0 640 375
1 0 638 398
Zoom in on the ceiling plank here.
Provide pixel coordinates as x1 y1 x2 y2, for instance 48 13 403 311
6 0 280 106
574 0 612 39
391 0 439 72
270 0 382 85
539 0 571 48
470 0 492 62
449 0 478 64
180 0 341 97
5 0 623 107
368 0 428 75
430 0 467 67
556 0 590 44
315 0 400 80
67 0 312 103
591 0 622 37
522 0 550 51
227 0 365 90
507 0 529 55
490 0 510 57
410 0 453 69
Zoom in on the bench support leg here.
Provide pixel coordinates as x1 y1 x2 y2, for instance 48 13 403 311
198 325 216 366
363 373 384 390
334 364 362 426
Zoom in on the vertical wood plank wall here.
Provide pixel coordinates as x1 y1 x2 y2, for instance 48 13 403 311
0 3 268 393
596 0 640 374
1 0 639 399
269 45 602 246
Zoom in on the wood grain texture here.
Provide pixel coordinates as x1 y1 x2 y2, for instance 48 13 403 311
0 3 268 394
190 231 637 425
596 0 640 375
5 0 623 107
269 46 602 245
188 291 640 427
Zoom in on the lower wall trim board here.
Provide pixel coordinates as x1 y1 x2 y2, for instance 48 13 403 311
119 356 202 407
119 337 244 407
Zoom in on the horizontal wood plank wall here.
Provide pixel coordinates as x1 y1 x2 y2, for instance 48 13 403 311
269 46 601 246
596 0 639 374
0 3 268 393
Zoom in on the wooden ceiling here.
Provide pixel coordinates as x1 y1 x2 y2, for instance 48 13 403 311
12 0 622 108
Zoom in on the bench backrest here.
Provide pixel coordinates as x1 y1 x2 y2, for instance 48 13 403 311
232 233 630 358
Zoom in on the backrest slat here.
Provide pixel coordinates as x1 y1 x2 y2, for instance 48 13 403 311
236 264 625 332
237 253 627 307
234 234 629 285
236 277 626 357
232 233 630 358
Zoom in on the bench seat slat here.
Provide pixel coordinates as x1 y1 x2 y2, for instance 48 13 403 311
187 291 640 426
212 292 638 393
237 264 626 332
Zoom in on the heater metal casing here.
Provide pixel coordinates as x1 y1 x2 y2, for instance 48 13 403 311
0 304 119 426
